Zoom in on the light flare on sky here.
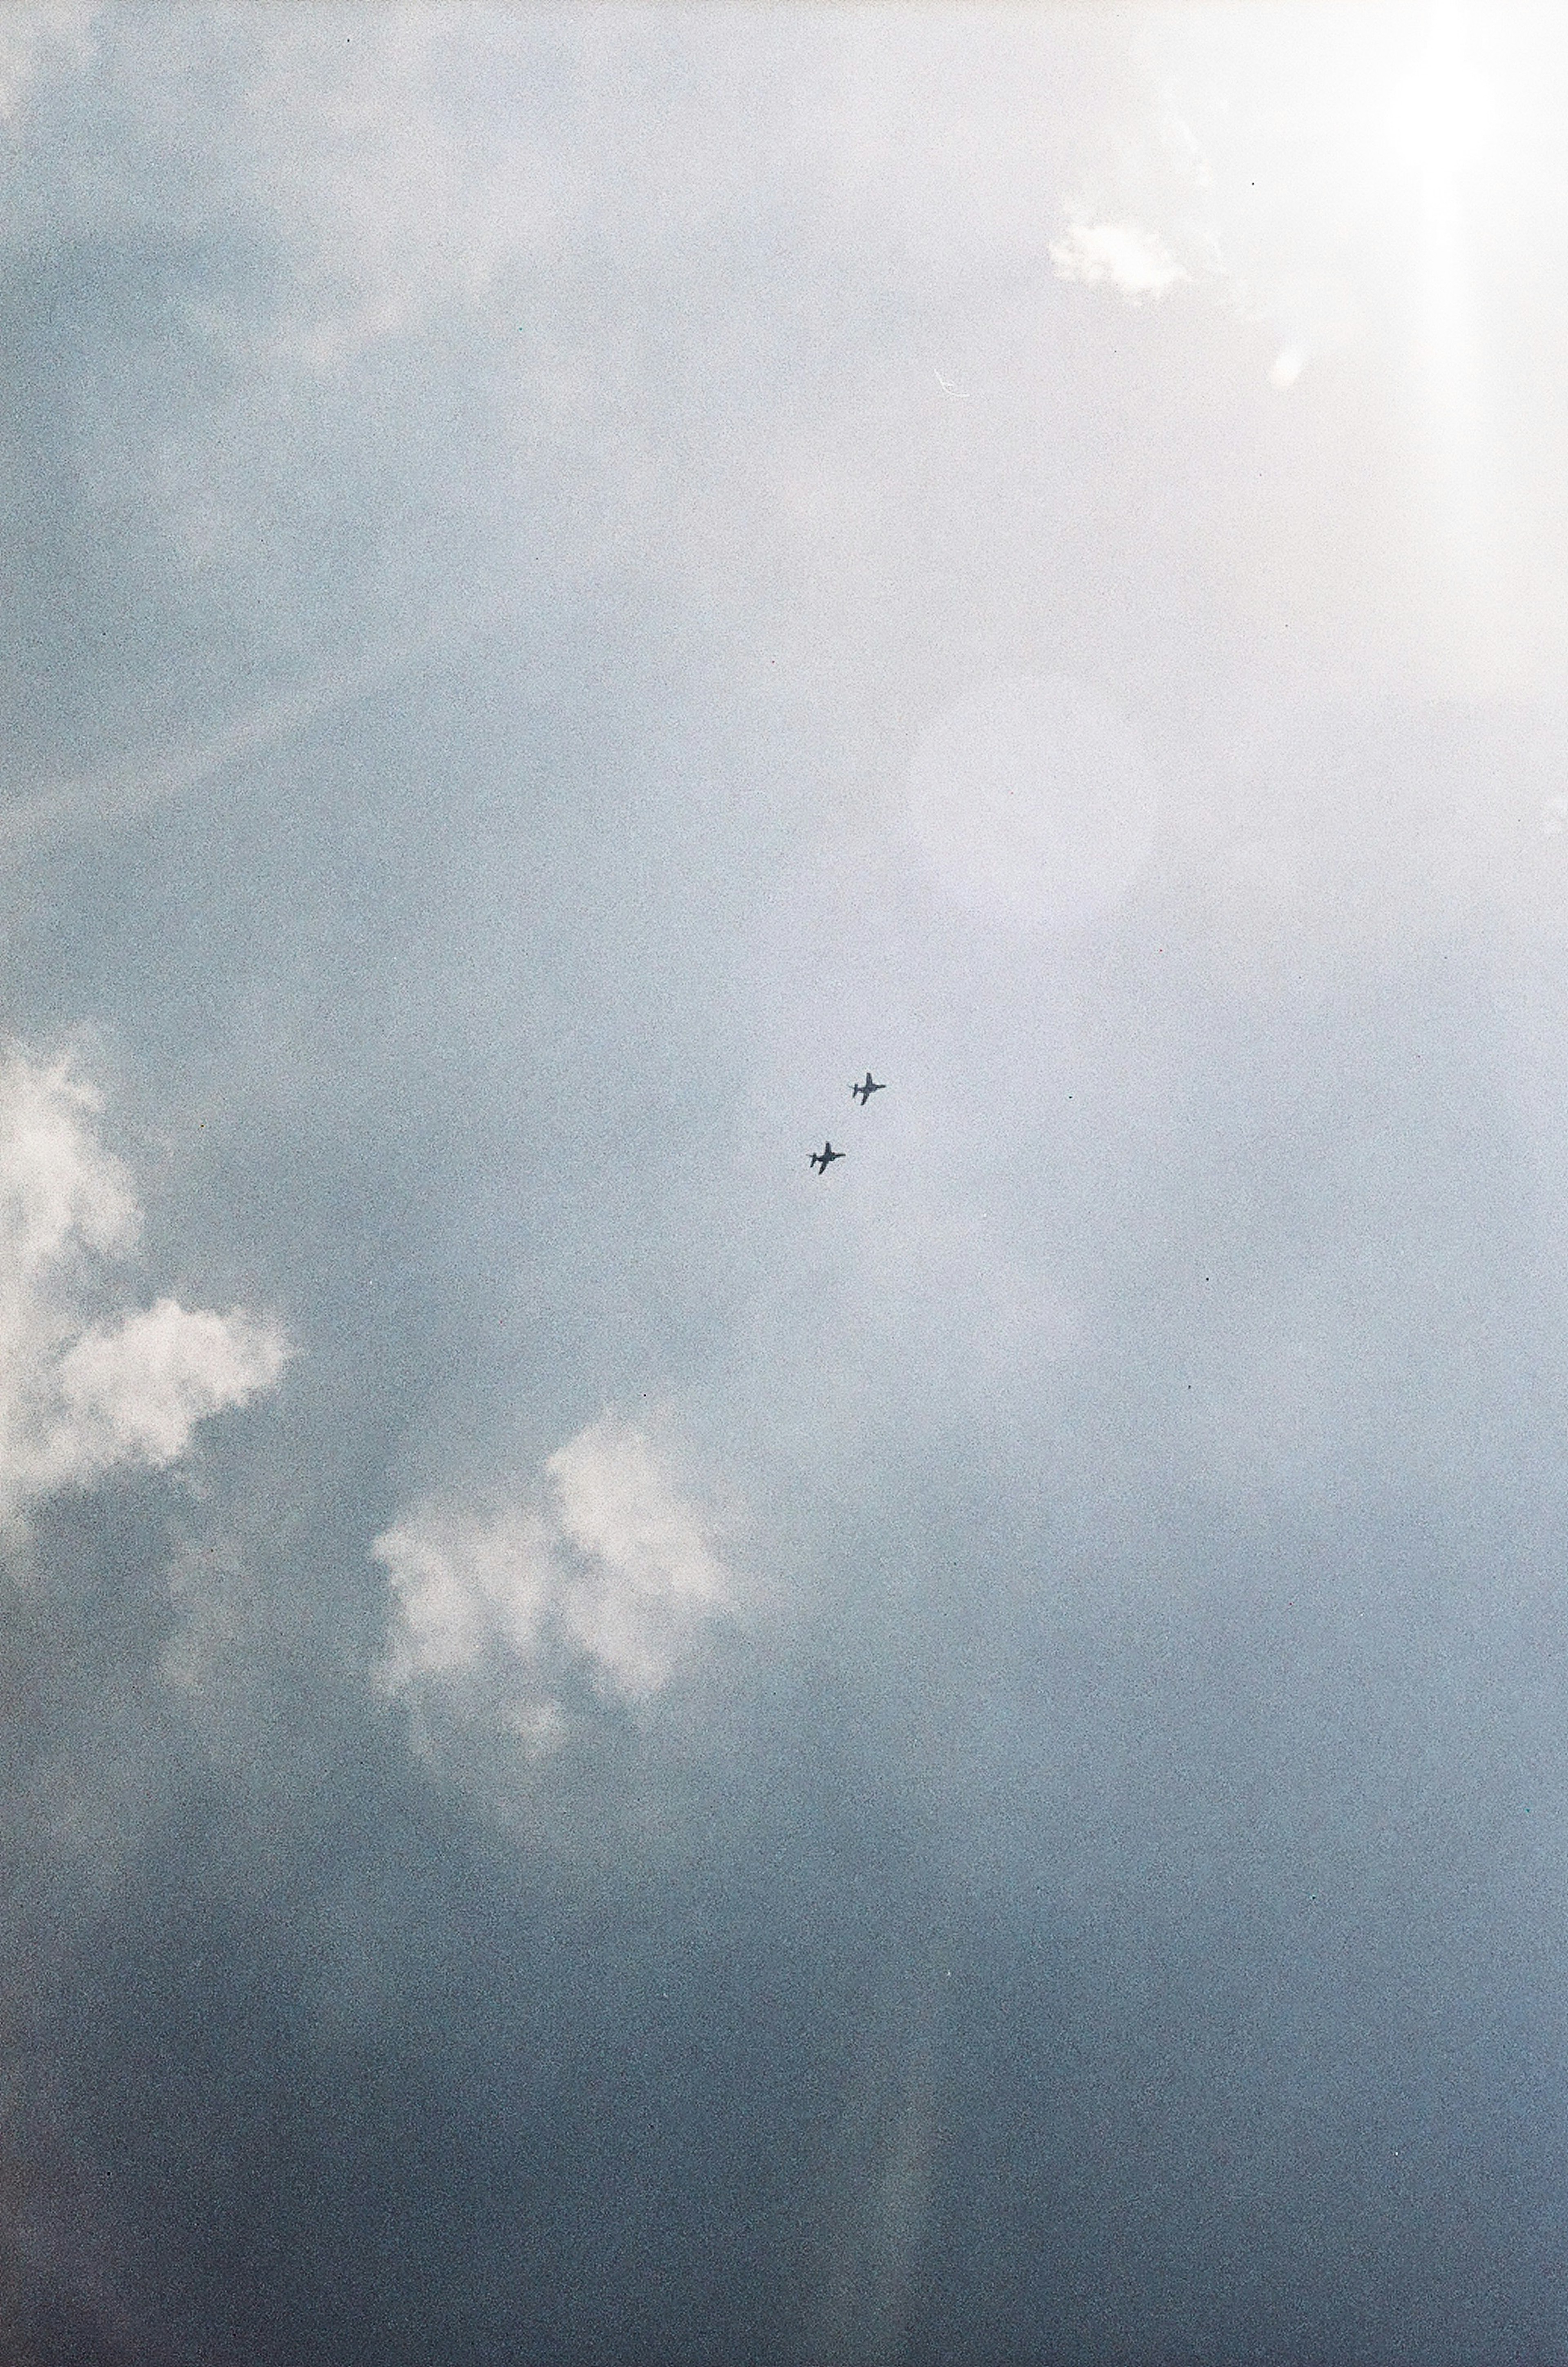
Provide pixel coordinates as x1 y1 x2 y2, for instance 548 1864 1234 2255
1387 0 1495 186
1388 0 1504 685
1136 0 1549 684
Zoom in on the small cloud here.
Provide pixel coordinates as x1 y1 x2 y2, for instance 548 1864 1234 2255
0 1047 289 1537
48 1299 287 1482
1269 344 1307 390
1049 220 1187 300
548 1416 733 1702
374 1412 740 1766
374 1499 558 1705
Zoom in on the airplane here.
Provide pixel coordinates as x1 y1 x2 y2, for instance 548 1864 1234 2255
851 1072 886 1104
809 1141 845 1173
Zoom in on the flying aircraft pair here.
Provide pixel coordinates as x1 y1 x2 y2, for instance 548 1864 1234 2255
809 1072 884 1172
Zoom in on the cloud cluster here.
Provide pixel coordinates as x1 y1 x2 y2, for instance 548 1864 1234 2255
0 1047 288 1535
374 1413 738 1759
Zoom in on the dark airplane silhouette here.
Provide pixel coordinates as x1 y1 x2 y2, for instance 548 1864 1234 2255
809 1141 844 1173
851 1072 885 1104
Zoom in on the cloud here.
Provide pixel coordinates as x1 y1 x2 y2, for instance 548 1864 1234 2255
374 1498 559 1710
0 1047 288 1534
0 667 372 856
49 1299 286 1478
1049 220 1187 299
374 1412 739 1760
0 596 490 858
1047 20 1387 386
547 1417 733 1700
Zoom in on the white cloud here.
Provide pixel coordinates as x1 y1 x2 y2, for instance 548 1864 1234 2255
375 1499 558 1704
1047 22 1383 383
374 1412 739 1758
48 1299 287 1480
0 1047 289 1533
548 1418 733 1701
1049 220 1187 300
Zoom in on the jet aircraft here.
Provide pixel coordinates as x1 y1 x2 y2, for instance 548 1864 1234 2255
851 1072 885 1103
809 1141 844 1173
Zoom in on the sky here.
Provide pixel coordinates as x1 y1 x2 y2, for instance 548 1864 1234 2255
6 3 1568 2360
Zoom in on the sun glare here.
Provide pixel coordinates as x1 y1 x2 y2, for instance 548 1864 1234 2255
1387 1 1494 189
1385 0 1507 687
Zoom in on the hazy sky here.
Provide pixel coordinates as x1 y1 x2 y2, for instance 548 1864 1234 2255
7 6 1568 2361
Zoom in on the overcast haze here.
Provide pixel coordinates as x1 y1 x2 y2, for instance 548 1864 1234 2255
5 4 1568 2361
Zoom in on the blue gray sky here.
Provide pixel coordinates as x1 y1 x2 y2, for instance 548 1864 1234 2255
6 5 1568 2361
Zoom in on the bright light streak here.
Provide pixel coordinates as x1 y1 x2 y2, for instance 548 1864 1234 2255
1387 0 1495 191
1389 1 1506 687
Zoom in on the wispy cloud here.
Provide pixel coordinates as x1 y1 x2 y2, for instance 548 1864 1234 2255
0 598 481 858
374 1412 739 1762
1050 220 1187 300
0 1048 288 1536
0 677 347 856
